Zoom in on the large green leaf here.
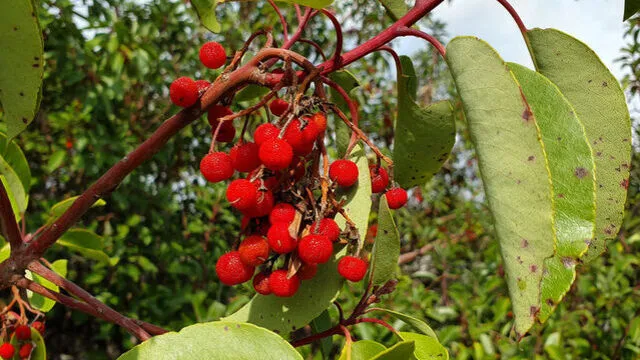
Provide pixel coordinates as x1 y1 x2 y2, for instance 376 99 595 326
338 340 386 360
369 196 400 287
0 158 28 219
398 332 449 360
508 63 596 322
0 0 44 139
334 143 372 237
10 327 46 360
378 0 408 21
26 259 68 312
0 132 31 192
57 229 110 263
118 321 302 360
328 70 361 158
370 340 415 360
48 196 106 222
527 29 632 262
191 0 221 33
372 308 437 339
446 37 555 337
624 0 640 20
394 56 455 188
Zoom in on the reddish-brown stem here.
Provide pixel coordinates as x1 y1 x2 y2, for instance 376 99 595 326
319 9 343 66
355 318 398 334
267 0 289 41
377 46 402 74
0 180 22 249
297 39 328 61
395 26 446 57
495 0 535 64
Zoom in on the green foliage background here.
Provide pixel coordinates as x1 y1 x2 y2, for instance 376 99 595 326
0 0 639 358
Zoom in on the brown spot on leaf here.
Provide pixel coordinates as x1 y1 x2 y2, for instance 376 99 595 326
546 298 555 306
557 194 565 198
596 152 602 157
588 79 593 83
32 64 39 68
19 92 24 96
530 265 538 272
530 306 540 317
522 108 533 121
527 155 535 161
21 117 28 123
13 26 18 31
574 167 588 179
521 239 529 248
602 81 608 87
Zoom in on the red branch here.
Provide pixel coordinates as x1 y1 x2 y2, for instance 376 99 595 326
395 26 446 57
267 0 289 42
0 180 22 249
319 9 343 66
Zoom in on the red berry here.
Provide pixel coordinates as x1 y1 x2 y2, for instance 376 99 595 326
210 121 236 143
170 77 198 107
15 325 31 341
242 189 274 218
310 112 327 134
337 256 368 282
200 152 234 183
230 142 261 172
254 123 280 146
269 99 289 116
207 105 233 127
269 203 296 225
199 41 227 69
238 235 270 266
195 80 211 93
0 343 13 360
369 165 389 193
283 118 318 155
18 343 33 359
298 234 333 264
259 138 293 171
269 270 300 297
253 272 272 295
215 251 255 285
329 160 359 187
297 263 318 280
226 179 258 211
267 223 297 254
65 139 73 149
313 218 341 242
31 322 45 335
385 187 408 209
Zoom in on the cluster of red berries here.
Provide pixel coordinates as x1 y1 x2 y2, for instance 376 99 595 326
168 41 409 297
0 322 44 360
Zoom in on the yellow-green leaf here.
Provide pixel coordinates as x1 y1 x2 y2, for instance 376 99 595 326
26 259 67 312
369 196 400 287
57 229 110 263
370 341 415 360
398 332 449 360
338 340 386 360
191 0 221 33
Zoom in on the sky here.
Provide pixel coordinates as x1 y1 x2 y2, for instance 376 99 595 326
398 0 628 78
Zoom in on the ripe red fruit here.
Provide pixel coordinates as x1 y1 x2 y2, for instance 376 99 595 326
259 138 294 171
226 179 258 211
195 80 211 93
31 322 45 335
283 118 319 155
230 142 261 172
215 251 255 285
269 203 296 225
297 263 318 280
269 270 300 297
369 165 389 193
238 235 270 266
269 99 289 116
65 139 73 149
310 112 327 134
0 343 14 360
298 234 333 264
242 189 274 218
267 223 297 254
210 121 236 143
207 105 233 126
169 77 198 107
385 187 408 209
18 343 33 359
329 160 359 187
253 272 272 295
15 325 31 341
199 41 227 69
337 256 368 282
253 123 280 146
200 152 234 183
313 218 341 242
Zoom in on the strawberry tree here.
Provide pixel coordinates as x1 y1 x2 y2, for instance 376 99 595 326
0 0 634 358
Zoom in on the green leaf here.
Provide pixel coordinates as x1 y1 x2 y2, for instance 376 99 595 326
10 327 46 360
378 0 408 21
369 196 400 287
235 85 270 102
398 332 449 360
508 63 597 322
370 340 415 360
0 0 44 139
328 70 361 158
371 308 438 339
527 29 632 262
394 56 455 188
0 242 9 263
118 321 302 360
191 0 221 33
45 150 66 173
26 259 68 312
57 229 110 263
334 143 372 238
310 310 333 359
446 36 555 337
338 340 386 360
0 132 31 192
0 157 28 218
624 0 640 20
273 0 333 9
48 196 106 222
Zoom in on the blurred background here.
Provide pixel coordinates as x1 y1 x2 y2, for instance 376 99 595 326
2 0 639 358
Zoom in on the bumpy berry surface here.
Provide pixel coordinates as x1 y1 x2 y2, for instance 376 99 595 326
313 218 341 242
207 105 233 126
338 256 368 282
215 251 255 285
259 138 294 171
169 77 198 107
267 223 297 254
238 235 270 266
369 165 389 193
329 159 359 187
269 203 296 224
230 142 261 172
298 234 333 264
195 79 211 93
15 325 31 341
385 187 408 209
297 263 318 280
226 179 258 211
269 99 289 116
31 322 45 335
269 270 300 297
18 343 33 359
283 118 319 155
242 189 274 218
0 343 14 360
199 41 227 69
253 123 280 146
210 121 236 143
253 272 272 295
200 152 234 183
310 112 327 134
